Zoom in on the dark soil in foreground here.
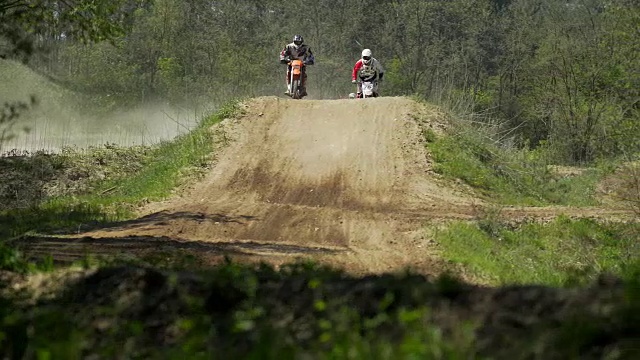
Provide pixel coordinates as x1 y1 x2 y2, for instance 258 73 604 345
1 263 638 359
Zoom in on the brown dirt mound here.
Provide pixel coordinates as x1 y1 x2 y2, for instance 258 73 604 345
16 97 635 277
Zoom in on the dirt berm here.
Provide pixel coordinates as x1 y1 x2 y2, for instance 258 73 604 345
19 96 632 276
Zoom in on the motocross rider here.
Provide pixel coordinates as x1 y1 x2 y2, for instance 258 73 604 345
280 34 315 96
351 49 384 98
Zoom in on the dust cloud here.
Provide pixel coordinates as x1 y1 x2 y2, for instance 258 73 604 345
1 104 211 153
0 59 214 154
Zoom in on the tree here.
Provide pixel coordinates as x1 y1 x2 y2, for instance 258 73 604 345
1 0 129 59
1 0 130 145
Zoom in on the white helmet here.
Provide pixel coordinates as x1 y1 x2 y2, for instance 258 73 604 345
361 49 372 65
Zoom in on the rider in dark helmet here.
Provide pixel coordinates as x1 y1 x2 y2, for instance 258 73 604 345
293 34 303 47
279 34 315 95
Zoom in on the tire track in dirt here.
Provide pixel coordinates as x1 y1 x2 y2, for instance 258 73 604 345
17 96 634 276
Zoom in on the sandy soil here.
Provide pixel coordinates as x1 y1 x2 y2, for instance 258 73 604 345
17 96 634 277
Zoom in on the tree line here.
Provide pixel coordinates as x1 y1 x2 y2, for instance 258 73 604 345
2 0 639 164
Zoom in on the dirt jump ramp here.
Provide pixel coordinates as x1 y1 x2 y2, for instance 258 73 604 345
15 97 464 274
21 96 629 275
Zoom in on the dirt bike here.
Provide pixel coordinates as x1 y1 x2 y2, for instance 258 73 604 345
350 63 381 99
288 59 306 99
349 78 379 99
360 79 378 98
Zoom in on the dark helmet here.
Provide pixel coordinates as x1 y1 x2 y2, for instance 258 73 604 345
293 34 303 47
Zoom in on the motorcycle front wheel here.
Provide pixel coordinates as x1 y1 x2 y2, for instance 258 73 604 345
291 79 302 99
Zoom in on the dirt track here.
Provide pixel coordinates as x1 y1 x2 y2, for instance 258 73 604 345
18 97 634 276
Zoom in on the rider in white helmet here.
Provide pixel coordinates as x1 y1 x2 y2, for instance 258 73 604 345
351 48 384 98
279 34 315 96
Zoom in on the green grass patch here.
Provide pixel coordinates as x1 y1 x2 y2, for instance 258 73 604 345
426 129 605 206
435 216 639 286
0 242 55 273
67 100 239 202
0 101 241 242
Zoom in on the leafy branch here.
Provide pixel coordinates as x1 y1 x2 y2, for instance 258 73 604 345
0 96 36 147
0 0 26 13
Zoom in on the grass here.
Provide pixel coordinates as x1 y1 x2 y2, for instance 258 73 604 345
0 101 240 271
425 126 606 206
434 216 639 286
424 112 638 287
0 242 55 273
64 100 238 203
0 102 239 239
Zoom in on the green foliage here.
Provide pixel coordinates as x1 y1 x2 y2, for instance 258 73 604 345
435 217 639 286
428 125 603 205
0 242 28 272
0 262 480 359
0 242 54 273
2 0 638 163
383 57 414 95
1 0 131 149
92 101 238 199
0 97 37 145
2 260 638 359
1 0 128 61
480 0 640 163
0 101 240 242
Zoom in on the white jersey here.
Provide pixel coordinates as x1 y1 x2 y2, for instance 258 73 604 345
352 57 384 81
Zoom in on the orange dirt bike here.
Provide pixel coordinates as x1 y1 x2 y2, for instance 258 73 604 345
287 59 306 99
